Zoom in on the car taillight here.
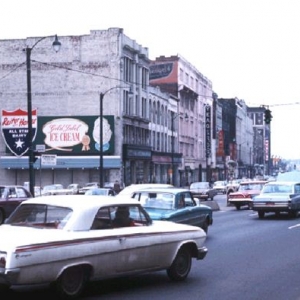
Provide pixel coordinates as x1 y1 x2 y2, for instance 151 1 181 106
0 252 7 268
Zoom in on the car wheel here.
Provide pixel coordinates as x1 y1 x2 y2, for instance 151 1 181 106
167 246 192 281
55 265 89 299
235 204 241 210
0 209 5 225
258 211 265 219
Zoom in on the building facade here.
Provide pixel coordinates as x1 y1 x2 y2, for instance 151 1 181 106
150 55 214 185
0 28 153 188
0 28 272 191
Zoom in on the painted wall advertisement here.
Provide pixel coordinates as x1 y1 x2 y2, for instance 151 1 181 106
1 109 115 156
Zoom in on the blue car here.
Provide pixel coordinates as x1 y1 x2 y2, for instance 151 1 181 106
131 187 213 233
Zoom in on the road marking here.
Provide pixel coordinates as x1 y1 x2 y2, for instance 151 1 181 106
288 224 300 229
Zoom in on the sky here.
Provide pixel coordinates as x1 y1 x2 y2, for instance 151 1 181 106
2 0 300 159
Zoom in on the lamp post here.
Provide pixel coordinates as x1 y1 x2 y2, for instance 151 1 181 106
99 86 132 188
26 35 61 197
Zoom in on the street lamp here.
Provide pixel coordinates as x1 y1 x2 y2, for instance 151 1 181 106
26 35 61 197
171 112 188 186
99 85 132 188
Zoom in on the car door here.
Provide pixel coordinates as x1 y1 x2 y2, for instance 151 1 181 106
91 205 163 277
184 192 207 227
169 192 201 227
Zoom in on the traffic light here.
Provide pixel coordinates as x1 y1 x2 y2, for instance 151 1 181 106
264 109 272 124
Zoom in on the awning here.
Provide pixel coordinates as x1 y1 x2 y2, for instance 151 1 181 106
0 156 122 169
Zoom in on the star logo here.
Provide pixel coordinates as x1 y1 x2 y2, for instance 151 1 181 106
15 139 24 149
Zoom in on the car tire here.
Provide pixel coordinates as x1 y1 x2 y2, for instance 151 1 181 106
258 211 265 219
235 204 241 210
167 246 192 281
55 265 89 299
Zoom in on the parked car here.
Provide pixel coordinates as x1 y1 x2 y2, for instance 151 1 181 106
212 181 227 194
0 195 208 298
85 187 116 196
117 183 173 197
0 185 32 224
132 187 213 233
78 182 100 194
252 181 300 218
41 184 73 196
227 180 267 210
189 182 217 200
67 183 82 194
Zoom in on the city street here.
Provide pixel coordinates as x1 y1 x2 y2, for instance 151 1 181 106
9 194 300 300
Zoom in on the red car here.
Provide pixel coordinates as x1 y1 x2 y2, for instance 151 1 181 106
0 185 32 224
227 181 267 210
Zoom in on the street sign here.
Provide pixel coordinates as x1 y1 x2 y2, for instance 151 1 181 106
35 144 46 153
41 154 57 166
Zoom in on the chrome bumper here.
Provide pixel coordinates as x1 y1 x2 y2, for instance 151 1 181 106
197 246 208 260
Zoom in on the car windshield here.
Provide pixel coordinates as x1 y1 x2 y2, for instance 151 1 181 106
139 192 175 209
239 183 264 191
85 189 108 195
262 184 293 194
214 181 225 186
6 204 73 229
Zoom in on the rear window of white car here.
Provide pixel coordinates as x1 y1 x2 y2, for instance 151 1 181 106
6 204 72 229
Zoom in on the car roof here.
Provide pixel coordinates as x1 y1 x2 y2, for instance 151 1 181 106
118 184 173 195
133 187 190 194
0 185 25 188
240 180 267 184
21 195 139 209
265 181 300 185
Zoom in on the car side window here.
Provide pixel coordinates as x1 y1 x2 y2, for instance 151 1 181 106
91 205 150 230
16 187 27 198
184 192 195 207
294 184 300 194
8 188 17 198
91 207 112 230
178 194 186 208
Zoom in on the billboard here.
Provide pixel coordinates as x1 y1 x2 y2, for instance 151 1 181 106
2 114 115 156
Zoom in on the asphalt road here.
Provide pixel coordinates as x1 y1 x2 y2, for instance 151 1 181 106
9 194 300 300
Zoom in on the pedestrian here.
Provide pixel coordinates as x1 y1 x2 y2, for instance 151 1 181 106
113 180 121 194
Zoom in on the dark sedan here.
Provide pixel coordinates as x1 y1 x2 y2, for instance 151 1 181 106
131 187 213 233
0 185 32 224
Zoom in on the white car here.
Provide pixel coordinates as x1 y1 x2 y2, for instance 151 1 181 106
0 195 207 298
78 182 100 194
212 181 227 194
41 184 72 196
117 183 173 197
